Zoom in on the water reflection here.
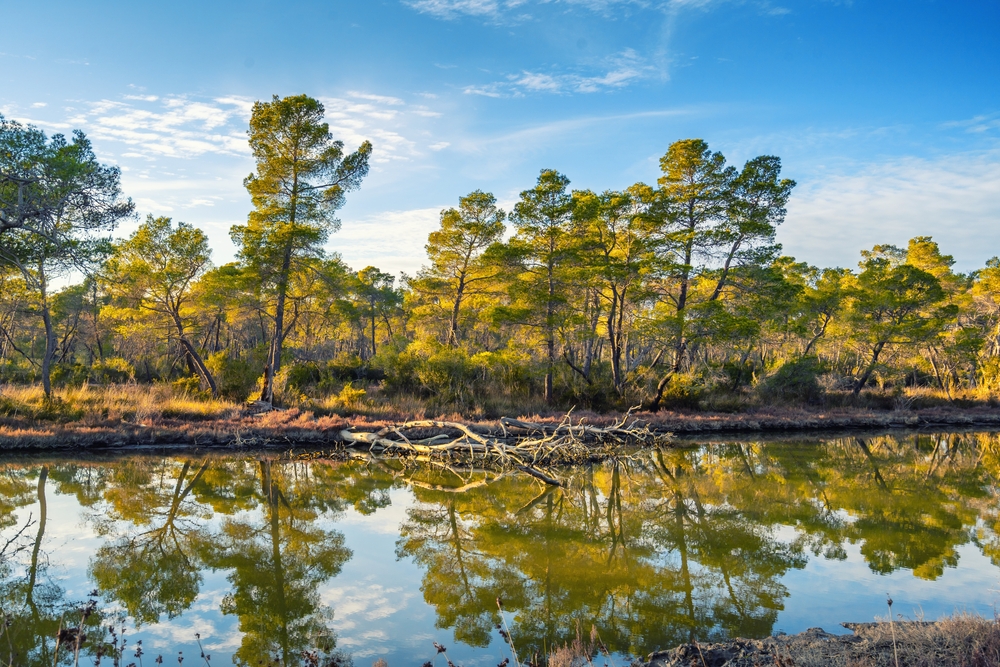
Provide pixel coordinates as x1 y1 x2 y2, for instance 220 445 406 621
0 431 998 664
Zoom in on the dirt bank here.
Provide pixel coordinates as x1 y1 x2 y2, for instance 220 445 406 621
1 404 999 451
643 616 1000 667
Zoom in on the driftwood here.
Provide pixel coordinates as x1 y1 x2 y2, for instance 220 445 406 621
339 408 671 486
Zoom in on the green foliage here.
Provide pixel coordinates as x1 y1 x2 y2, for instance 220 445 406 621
205 352 260 401
759 356 825 404
7 122 1000 412
90 357 134 384
171 375 205 395
230 94 372 404
655 372 707 410
51 362 90 387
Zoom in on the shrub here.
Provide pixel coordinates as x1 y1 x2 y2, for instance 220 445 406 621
470 347 533 397
206 352 260 401
90 357 135 384
51 362 90 387
416 347 477 403
759 356 825 404
336 382 367 408
657 372 707 410
171 375 205 396
285 361 322 392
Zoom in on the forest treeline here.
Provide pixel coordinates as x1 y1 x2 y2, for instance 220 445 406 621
2 94 999 415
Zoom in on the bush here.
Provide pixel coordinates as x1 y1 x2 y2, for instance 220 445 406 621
171 375 205 396
51 362 90 387
90 357 135 384
285 361 322 392
759 356 825 404
657 372 707 410
206 352 260 401
470 348 533 397
978 357 1000 395
336 382 367 408
416 346 477 403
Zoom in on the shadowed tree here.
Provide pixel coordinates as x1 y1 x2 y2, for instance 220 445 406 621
231 95 372 405
508 170 576 403
104 216 218 395
413 190 506 346
0 116 133 396
354 266 401 358
847 245 955 395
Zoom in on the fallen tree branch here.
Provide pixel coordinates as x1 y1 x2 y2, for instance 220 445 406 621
337 410 672 486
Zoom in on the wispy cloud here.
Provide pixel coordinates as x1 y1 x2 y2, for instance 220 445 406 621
348 91 406 106
49 95 255 159
403 0 664 21
403 0 733 21
942 113 1000 134
465 48 653 96
403 0 529 20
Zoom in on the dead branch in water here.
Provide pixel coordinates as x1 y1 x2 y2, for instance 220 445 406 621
339 407 671 486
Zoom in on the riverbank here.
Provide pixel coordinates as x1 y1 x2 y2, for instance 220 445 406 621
642 615 1000 667
2 400 1000 451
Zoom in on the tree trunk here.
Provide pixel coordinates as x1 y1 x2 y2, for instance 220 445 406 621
261 243 294 404
26 466 48 609
172 312 219 397
40 286 55 400
370 306 377 359
608 288 624 395
448 273 466 347
545 254 555 404
853 341 886 396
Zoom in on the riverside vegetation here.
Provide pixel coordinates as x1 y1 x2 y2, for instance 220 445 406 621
2 94 1000 432
3 432 1000 666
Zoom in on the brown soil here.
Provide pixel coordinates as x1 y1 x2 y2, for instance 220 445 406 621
1 405 999 451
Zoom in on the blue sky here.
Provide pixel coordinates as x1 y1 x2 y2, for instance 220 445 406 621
2 0 998 275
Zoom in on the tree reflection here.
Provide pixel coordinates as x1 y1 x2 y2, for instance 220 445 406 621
398 432 1000 657
89 459 210 625
204 458 352 667
2 431 1000 664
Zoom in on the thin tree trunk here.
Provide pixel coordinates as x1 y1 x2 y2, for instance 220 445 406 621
40 283 55 399
172 312 219 397
26 466 48 609
261 243 293 404
853 341 886 396
449 273 466 347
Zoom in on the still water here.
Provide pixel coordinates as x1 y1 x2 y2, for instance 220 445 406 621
2 432 1000 666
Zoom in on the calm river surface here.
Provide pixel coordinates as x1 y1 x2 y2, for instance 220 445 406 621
2 431 1000 666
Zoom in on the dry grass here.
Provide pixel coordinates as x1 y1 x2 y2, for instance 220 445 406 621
841 614 1000 667
0 383 242 424
645 613 1000 667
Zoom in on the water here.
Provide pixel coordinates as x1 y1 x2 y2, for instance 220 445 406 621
2 431 1000 666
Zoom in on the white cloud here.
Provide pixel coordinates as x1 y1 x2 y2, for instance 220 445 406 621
942 113 1000 135
348 91 405 106
466 48 653 96
335 207 444 276
403 0 524 20
403 0 648 20
55 95 254 159
780 150 1000 272
31 102 47 108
